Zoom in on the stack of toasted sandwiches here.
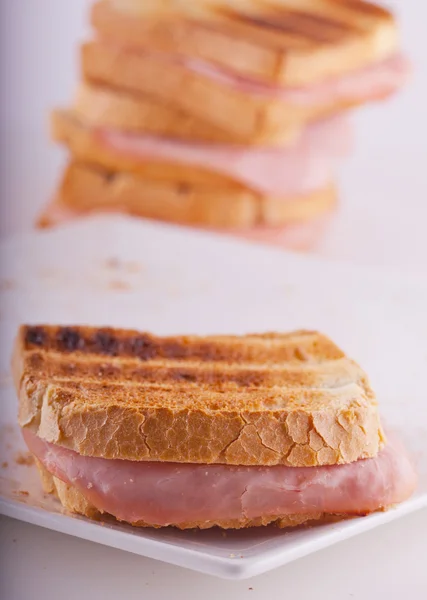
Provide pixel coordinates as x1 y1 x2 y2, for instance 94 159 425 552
15 325 416 529
40 0 409 249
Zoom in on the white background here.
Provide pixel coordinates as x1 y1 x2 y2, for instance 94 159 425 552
0 1 426 599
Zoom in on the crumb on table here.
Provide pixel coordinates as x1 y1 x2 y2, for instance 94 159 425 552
15 452 35 466
13 490 29 497
105 257 120 270
105 257 143 273
108 279 132 292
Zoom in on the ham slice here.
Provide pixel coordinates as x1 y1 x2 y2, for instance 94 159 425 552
99 116 352 195
23 430 417 527
113 44 409 105
184 53 409 105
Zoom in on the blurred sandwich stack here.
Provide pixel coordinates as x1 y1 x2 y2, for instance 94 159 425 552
40 0 408 249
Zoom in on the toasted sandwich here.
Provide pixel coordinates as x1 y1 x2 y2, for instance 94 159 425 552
42 0 408 248
37 161 337 253
44 100 346 239
98 0 398 86
14 325 417 529
84 0 408 143
51 107 351 195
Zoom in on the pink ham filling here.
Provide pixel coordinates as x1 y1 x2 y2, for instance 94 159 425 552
23 430 417 526
98 115 352 195
112 44 409 104
183 52 409 104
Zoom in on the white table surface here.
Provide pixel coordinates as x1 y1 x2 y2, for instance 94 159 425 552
0 1 426 598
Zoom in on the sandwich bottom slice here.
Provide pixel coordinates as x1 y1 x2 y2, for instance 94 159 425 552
37 162 337 250
15 325 417 530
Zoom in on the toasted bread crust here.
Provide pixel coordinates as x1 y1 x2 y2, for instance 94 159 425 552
80 40 379 142
81 40 304 141
72 81 300 145
36 201 333 251
36 459 346 529
91 1 398 86
15 326 384 467
51 110 243 189
40 161 337 228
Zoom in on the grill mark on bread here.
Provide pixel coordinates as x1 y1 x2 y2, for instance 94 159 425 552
56 327 84 352
22 326 344 363
217 7 357 44
90 0 398 93
19 325 372 409
25 326 47 347
331 0 393 20
21 378 368 412
15 324 382 466
24 351 364 391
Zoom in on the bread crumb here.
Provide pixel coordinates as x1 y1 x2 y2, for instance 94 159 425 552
125 261 143 273
108 279 132 292
87 482 93 489
15 452 34 466
13 490 29 496
105 257 143 274
1 462 8 468
105 257 120 270
249 587 253 591
229 553 236 558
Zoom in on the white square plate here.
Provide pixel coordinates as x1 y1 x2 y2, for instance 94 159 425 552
1 216 426 580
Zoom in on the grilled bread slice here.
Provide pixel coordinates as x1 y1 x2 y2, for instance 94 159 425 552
37 161 337 228
51 110 249 189
80 39 405 144
71 82 274 145
71 80 302 146
80 40 311 142
14 326 384 467
92 0 399 86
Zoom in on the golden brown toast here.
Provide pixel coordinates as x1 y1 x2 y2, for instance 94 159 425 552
51 110 250 189
38 161 337 228
14 325 384 467
92 0 399 86
80 38 398 143
72 80 302 145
